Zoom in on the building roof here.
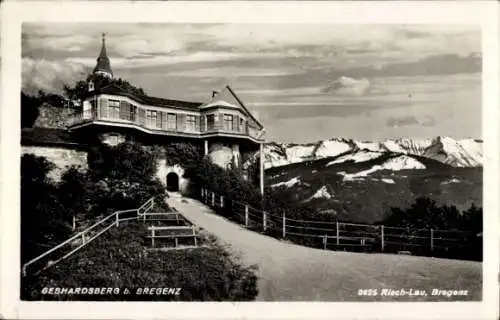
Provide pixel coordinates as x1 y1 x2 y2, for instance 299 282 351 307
21 127 85 148
93 34 113 76
202 85 264 129
88 84 204 110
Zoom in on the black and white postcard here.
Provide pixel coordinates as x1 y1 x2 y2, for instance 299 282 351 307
1 1 499 320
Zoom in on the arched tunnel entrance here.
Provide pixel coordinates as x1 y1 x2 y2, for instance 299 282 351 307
166 172 179 192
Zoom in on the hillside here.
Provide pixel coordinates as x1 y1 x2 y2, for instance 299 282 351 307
266 151 482 224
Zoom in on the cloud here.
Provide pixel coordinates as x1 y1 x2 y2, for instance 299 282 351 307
386 115 436 128
321 76 370 96
22 58 90 95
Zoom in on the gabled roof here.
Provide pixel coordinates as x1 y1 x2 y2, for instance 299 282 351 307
86 84 203 110
201 85 264 129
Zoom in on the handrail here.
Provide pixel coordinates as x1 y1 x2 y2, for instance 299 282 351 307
201 188 480 256
22 197 155 277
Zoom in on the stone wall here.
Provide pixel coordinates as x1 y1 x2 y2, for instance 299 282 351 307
33 104 78 129
156 157 190 194
21 146 88 182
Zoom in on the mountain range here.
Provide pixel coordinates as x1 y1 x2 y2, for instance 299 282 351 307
263 136 483 169
259 136 482 224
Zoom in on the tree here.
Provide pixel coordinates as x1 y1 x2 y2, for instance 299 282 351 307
64 73 146 101
59 168 88 230
21 155 71 262
87 141 158 182
21 92 41 128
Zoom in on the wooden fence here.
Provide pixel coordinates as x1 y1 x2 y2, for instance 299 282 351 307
201 188 480 259
22 197 155 277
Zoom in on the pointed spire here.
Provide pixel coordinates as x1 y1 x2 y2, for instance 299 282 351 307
93 32 113 78
99 33 108 58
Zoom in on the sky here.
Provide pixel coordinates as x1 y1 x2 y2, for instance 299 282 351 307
22 23 482 143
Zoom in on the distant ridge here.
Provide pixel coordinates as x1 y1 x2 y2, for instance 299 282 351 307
260 136 483 169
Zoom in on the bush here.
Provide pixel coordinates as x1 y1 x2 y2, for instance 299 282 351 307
88 141 158 182
21 155 72 263
380 197 482 260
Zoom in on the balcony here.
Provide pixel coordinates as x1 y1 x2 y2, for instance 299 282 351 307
67 108 264 143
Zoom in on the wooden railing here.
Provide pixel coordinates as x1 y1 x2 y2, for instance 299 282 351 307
22 197 155 277
67 108 264 141
200 188 480 258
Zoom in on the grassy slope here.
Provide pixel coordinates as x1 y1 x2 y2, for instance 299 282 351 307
266 153 482 223
21 221 258 301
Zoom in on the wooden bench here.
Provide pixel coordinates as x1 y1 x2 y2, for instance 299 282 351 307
146 226 198 248
398 250 412 255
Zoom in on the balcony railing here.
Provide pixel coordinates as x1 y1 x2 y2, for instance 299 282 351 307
67 109 263 141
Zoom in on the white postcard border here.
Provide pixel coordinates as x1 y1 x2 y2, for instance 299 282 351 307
1 1 498 319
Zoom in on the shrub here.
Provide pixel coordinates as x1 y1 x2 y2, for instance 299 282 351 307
21 155 72 263
380 197 482 260
87 141 158 182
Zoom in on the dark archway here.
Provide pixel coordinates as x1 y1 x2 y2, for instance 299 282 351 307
166 172 179 192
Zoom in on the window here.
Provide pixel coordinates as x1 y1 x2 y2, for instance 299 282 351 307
185 115 196 131
206 114 215 130
130 105 137 122
239 117 244 132
109 100 120 119
167 113 177 130
223 114 233 131
107 134 119 146
146 110 158 127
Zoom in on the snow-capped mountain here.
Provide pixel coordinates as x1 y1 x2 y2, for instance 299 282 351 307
262 136 482 169
423 136 482 167
336 155 426 181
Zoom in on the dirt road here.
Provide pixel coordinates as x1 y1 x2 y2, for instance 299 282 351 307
167 195 482 301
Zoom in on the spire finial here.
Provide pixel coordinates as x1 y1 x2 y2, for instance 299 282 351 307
93 32 113 78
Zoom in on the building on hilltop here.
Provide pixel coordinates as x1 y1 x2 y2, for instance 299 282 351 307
21 34 266 195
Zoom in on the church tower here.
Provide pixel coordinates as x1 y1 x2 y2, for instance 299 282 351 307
93 33 113 79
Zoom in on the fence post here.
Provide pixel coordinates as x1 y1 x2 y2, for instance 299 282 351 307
152 228 155 248
72 215 76 231
81 232 86 245
336 222 340 246
430 228 434 252
282 212 286 238
212 192 215 207
220 195 224 208
245 205 249 227
263 211 267 231
116 213 119 227
323 234 327 250
381 225 385 252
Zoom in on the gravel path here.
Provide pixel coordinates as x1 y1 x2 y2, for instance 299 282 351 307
167 195 482 301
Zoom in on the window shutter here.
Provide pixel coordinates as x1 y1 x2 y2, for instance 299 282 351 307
119 101 128 120
100 98 108 119
232 115 238 132
195 115 200 131
161 111 167 129
138 108 146 126
200 115 205 132
177 114 185 131
156 111 162 128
